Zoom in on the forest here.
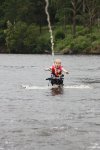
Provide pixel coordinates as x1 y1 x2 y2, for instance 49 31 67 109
0 0 100 54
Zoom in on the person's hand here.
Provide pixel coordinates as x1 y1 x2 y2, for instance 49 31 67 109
66 71 69 74
45 68 50 71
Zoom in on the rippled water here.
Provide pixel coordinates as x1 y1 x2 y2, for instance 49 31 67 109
0 54 100 150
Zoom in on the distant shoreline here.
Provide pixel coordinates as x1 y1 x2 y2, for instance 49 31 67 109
0 51 100 55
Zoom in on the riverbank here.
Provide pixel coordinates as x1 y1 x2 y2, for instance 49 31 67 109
0 25 100 54
51 25 100 54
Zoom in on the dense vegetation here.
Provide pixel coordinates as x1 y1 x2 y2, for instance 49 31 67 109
0 0 100 54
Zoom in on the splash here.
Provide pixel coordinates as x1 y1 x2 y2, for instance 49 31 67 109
64 85 92 89
22 84 92 90
45 0 54 58
22 85 50 90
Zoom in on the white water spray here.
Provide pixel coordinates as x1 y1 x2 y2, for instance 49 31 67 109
22 84 92 90
45 0 54 59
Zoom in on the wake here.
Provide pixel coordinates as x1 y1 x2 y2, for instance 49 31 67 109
22 84 92 90
22 85 49 90
64 85 91 89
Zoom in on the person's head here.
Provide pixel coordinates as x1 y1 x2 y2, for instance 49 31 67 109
54 59 61 68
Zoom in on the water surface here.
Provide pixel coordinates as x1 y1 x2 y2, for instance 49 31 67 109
0 54 100 150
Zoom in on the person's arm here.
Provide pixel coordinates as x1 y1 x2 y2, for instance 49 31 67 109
62 68 69 74
45 67 51 71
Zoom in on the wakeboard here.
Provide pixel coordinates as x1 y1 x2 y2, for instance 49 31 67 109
46 75 64 87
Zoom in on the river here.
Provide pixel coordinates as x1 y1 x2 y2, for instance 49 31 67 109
0 54 100 150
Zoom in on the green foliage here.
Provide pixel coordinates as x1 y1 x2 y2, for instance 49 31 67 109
70 36 91 53
36 36 51 53
54 25 100 54
0 20 6 46
91 39 100 53
4 21 28 53
92 40 100 47
55 40 65 51
0 0 100 53
55 35 72 52
77 27 89 36
55 30 65 40
23 24 39 53
0 29 5 45
4 21 51 53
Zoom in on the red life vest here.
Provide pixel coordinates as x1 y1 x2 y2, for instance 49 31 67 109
51 65 63 77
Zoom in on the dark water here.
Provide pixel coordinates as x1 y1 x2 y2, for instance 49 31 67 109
0 54 100 150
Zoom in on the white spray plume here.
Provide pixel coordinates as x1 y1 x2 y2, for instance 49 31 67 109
45 0 54 58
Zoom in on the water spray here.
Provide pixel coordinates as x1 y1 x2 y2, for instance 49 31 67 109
45 0 54 60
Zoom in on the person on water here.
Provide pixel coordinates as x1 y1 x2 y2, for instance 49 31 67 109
45 58 69 77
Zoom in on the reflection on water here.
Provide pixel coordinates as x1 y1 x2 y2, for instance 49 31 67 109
0 54 100 150
51 86 64 96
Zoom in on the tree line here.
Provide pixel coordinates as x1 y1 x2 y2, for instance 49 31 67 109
0 0 100 54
